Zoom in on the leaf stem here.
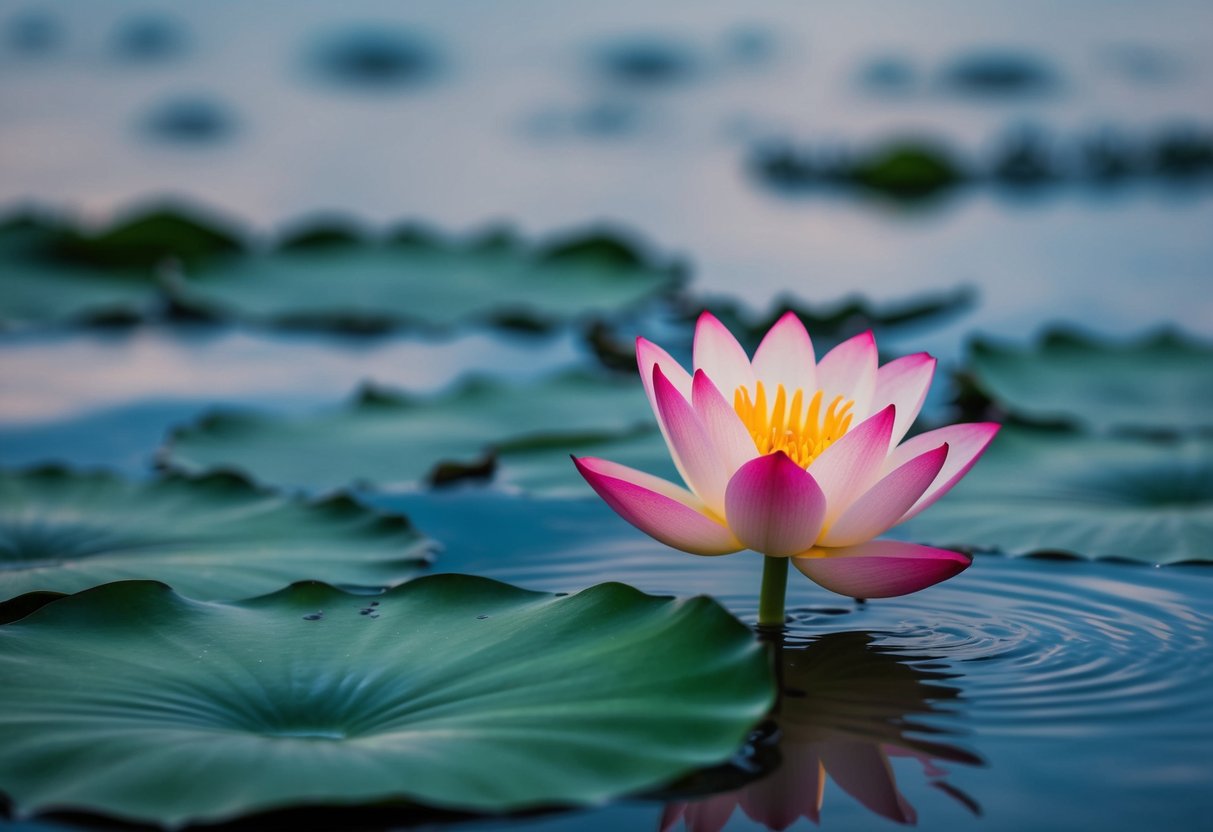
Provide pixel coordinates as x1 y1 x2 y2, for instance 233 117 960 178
757 556 789 629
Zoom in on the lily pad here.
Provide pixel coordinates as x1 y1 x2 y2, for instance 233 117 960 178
163 371 671 494
0 208 682 331
897 426 1213 563
0 208 245 327
0 216 158 327
750 139 968 201
170 226 682 332
0 467 432 606
689 288 975 352
0 576 774 825
968 329 1213 434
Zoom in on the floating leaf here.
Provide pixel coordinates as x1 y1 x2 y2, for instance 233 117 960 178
171 226 682 332
749 125 1213 201
693 289 975 352
0 576 774 825
0 216 159 327
48 207 244 270
0 209 682 331
303 26 442 91
968 329 1213 434
498 428 674 496
749 139 968 201
163 371 670 494
940 50 1057 98
897 426 1213 563
0 467 431 607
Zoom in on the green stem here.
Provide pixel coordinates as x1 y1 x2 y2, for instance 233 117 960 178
757 556 789 628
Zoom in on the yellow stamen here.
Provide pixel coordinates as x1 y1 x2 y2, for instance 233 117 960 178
734 381 854 468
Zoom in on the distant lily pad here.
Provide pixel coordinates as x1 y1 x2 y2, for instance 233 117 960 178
690 288 976 353
0 208 681 331
750 139 968 202
939 50 1057 98
304 25 442 91
164 371 670 494
110 13 189 63
593 36 699 87
172 226 682 332
0 467 432 606
0 216 158 327
0 207 247 327
139 94 238 144
898 427 1213 563
0 576 773 825
968 329 1213 435
497 427 674 497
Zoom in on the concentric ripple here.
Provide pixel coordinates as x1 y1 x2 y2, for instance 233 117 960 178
394 491 1213 739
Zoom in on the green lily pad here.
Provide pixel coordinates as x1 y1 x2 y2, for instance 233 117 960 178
0 214 161 327
0 467 432 605
689 287 976 353
497 428 674 497
968 329 1213 434
898 426 1213 563
751 138 968 201
0 576 773 825
171 224 682 333
0 209 682 331
163 371 669 494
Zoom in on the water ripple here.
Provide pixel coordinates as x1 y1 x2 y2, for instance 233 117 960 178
390 492 1213 739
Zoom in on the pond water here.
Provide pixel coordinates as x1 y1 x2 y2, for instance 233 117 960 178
1 0 1211 830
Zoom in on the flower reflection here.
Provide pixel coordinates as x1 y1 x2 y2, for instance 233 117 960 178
661 632 982 830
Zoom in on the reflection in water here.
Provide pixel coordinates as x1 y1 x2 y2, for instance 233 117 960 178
662 632 981 830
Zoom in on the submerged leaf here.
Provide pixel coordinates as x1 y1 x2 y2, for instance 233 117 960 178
0 576 774 825
897 426 1213 563
0 467 431 607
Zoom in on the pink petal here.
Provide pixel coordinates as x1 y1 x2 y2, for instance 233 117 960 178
808 405 896 528
724 452 827 556
752 311 816 396
820 741 916 825
637 336 692 407
886 423 1001 522
870 353 936 445
654 365 731 516
692 370 758 476
792 540 971 598
636 337 695 487
819 443 949 547
693 311 755 401
815 331 878 417
573 457 742 555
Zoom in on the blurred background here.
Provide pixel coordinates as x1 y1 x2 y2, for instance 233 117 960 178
3 0 1212 327
4 0 1213 465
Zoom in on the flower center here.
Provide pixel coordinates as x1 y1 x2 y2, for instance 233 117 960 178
733 382 855 468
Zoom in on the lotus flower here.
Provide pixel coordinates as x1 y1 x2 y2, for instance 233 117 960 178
573 312 999 608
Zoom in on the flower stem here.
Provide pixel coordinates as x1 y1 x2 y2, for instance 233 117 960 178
757 556 789 629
